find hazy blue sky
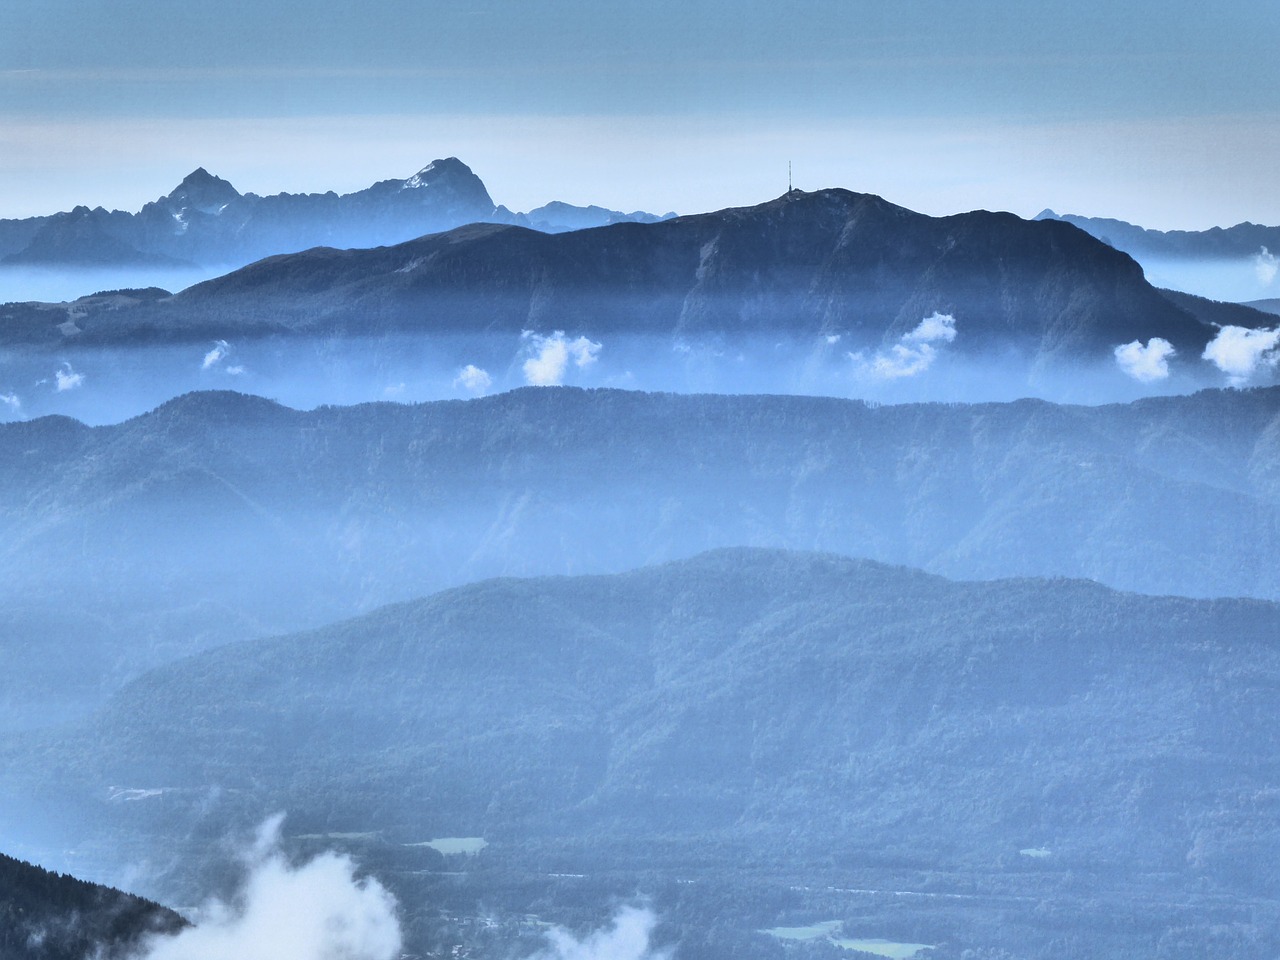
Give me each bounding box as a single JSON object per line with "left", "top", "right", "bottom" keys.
{"left": 2, "top": 0, "right": 1277, "bottom": 228}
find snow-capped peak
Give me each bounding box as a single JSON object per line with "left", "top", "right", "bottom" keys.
{"left": 401, "top": 157, "right": 471, "bottom": 191}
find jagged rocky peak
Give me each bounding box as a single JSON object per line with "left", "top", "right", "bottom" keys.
{"left": 400, "top": 157, "right": 495, "bottom": 209}
{"left": 166, "top": 167, "right": 241, "bottom": 214}
{"left": 402, "top": 156, "right": 475, "bottom": 189}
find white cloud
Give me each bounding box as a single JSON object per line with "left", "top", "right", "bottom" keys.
{"left": 132, "top": 815, "right": 401, "bottom": 960}
{"left": 1256, "top": 247, "right": 1278, "bottom": 287}
{"left": 54, "top": 362, "right": 84, "bottom": 391}
{"left": 453, "top": 364, "right": 493, "bottom": 395}
{"left": 903, "top": 312, "right": 958, "bottom": 346}
{"left": 0, "top": 392, "right": 20, "bottom": 416}
{"left": 1114, "top": 337, "right": 1176, "bottom": 382}
{"left": 1201, "top": 324, "right": 1280, "bottom": 385}
{"left": 521, "top": 330, "right": 602, "bottom": 386}
{"left": 202, "top": 340, "right": 231, "bottom": 370}
{"left": 382, "top": 382, "right": 407, "bottom": 397}
{"left": 201, "top": 340, "right": 247, "bottom": 375}
{"left": 526, "top": 906, "right": 670, "bottom": 960}
{"left": 824, "top": 333, "right": 842, "bottom": 345}
{"left": 851, "top": 312, "right": 957, "bottom": 380}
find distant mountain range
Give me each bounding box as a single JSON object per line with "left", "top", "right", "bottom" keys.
{"left": 5, "top": 385, "right": 1280, "bottom": 732}
{"left": 4, "top": 188, "right": 1264, "bottom": 367}
{"left": 1036, "top": 209, "right": 1280, "bottom": 261}
{"left": 0, "top": 850, "right": 184, "bottom": 959}
{"left": 0, "top": 158, "right": 674, "bottom": 272}
{"left": 1245, "top": 298, "right": 1280, "bottom": 316}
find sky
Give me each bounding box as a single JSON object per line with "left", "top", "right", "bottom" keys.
{"left": 2, "top": 0, "right": 1278, "bottom": 229}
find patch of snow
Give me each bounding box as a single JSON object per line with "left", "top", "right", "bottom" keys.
{"left": 402, "top": 163, "right": 437, "bottom": 190}
{"left": 108, "top": 787, "right": 166, "bottom": 802}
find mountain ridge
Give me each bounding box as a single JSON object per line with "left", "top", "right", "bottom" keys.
{"left": 13, "top": 547, "right": 1280, "bottom": 917}
{"left": 0, "top": 188, "right": 1241, "bottom": 367}
{"left": 1037, "top": 208, "right": 1280, "bottom": 260}
{"left": 0, "top": 158, "right": 673, "bottom": 272}
{"left": 5, "top": 383, "right": 1280, "bottom": 736}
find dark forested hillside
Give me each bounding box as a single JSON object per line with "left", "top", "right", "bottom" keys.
{"left": 0, "top": 852, "right": 184, "bottom": 960}
{"left": 4, "top": 385, "right": 1280, "bottom": 730}
{"left": 0, "top": 189, "right": 1221, "bottom": 366}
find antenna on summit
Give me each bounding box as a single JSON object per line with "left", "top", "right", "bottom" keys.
{"left": 788, "top": 161, "right": 793, "bottom": 194}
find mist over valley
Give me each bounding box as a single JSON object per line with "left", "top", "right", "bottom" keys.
{"left": 5, "top": 61, "right": 1280, "bottom": 960}
{"left": 5, "top": 186, "right": 1280, "bottom": 424}
{"left": 8, "top": 549, "right": 1280, "bottom": 959}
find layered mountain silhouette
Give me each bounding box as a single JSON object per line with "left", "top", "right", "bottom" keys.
{"left": 1246, "top": 297, "right": 1280, "bottom": 316}
{"left": 6, "top": 385, "right": 1280, "bottom": 732}
{"left": 0, "top": 159, "right": 672, "bottom": 273}
{"left": 4, "top": 188, "right": 1262, "bottom": 367}
{"left": 11, "top": 549, "right": 1280, "bottom": 930}
{"left": 1036, "top": 208, "right": 1280, "bottom": 262}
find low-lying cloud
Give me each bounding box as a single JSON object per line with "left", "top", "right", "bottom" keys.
{"left": 1202, "top": 324, "right": 1280, "bottom": 385}
{"left": 522, "top": 330, "right": 602, "bottom": 386}
{"left": 1256, "top": 247, "right": 1279, "bottom": 287}
{"left": 131, "top": 815, "right": 402, "bottom": 960}
{"left": 201, "top": 340, "right": 244, "bottom": 375}
{"left": 54, "top": 362, "right": 84, "bottom": 391}
{"left": 454, "top": 363, "right": 493, "bottom": 395}
{"left": 202, "top": 340, "right": 230, "bottom": 370}
{"left": 0, "top": 392, "right": 20, "bottom": 416}
{"left": 852, "top": 312, "right": 957, "bottom": 380}
{"left": 1114, "top": 337, "right": 1176, "bottom": 382}
{"left": 527, "top": 906, "right": 670, "bottom": 960}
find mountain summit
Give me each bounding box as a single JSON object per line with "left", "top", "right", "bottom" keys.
{"left": 402, "top": 157, "right": 479, "bottom": 191}
{"left": 0, "top": 158, "right": 501, "bottom": 269}
{"left": 165, "top": 167, "right": 241, "bottom": 214}
{"left": 0, "top": 159, "right": 672, "bottom": 278}
{"left": 132, "top": 186, "right": 1210, "bottom": 362}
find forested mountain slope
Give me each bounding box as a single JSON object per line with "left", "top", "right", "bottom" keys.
{"left": 8, "top": 548, "right": 1280, "bottom": 958}
{"left": 0, "top": 851, "right": 184, "bottom": 960}
{"left": 1, "top": 189, "right": 1222, "bottom": 366}
{"left": 4, "top": 385, "right": 1280, "bottom": 728}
